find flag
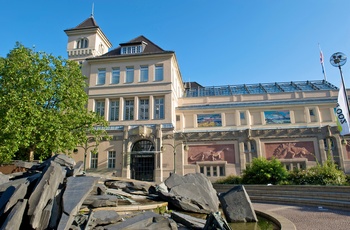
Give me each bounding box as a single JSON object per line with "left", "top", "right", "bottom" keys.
{"left": 320, "top": 50, "right": 324, "bottom": 64}
{"left": 318, "top": 45, "right": 327, "bottom": 80}
{"left": 335, "top": 79, "right": 350, "bottom": 135}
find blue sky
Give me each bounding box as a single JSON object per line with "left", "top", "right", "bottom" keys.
{"left": 1, "top": 0, "right": 350, "bottom": 88}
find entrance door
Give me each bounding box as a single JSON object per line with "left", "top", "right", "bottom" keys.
{"left": 131, "top": 140, "right": 155, "bottom": 181}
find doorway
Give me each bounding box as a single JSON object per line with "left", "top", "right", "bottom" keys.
{"left": 130, "top": 140, "right": 155, "bottom": 181}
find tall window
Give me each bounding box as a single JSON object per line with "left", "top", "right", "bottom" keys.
{"left": 108, "top": 151, "right": 116, "bottom": 168}
{"left": 154, "top": 97, "right": 164, "bottom": 119}
{"left": 109, "top": 100, "right": 119, "bottom": 121}
{"left": 155, "top": 65, "right": 163, "bottom": 81}
{"left": 139, "top": 99, "right": 149, "bottom": 120}
{"left": 111, "top": 68, "right": 120, "bottom": 84}
{"left": 140, "top": 66, "right": 148, "bottom": 82}
{"left": 95, "top": 101, "right": 105, "bottom": 117}
{"left": 124, "top": 99, "right": 134, "bottom": 120}
{"left": 126, "top": 67, "right": 134, "bottom": 83}
{"left": 90, "top": 152, "right": 98, "bottom": 169}
{"left": 97, "top": 69, "right": 106, "bottom": 85}
{"left": 77, "top": 38, "right": 88, "bottom": 49}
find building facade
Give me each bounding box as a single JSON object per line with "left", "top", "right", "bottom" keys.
{"left": 66, "top": 16, "right": 350, "bottom": 183}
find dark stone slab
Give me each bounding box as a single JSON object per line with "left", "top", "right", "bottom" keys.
{"left": 92, "top": 210, "right": 121, "bottom": 226}
{"left": 159, "top": 173, "right": 219, "bottom": 214}
{"left": 83, "top": 194, "right": 118, "bottom": 208}
{"left": 27, "top": 161, "right": 66, "bottom": 229}
{"left": 218, "top": 185, "right": 258, "bottom": 223}
{"left": 0, "top": 173, "right": 41, "bottom": 193}
{"left": 203, "top": 212, "right": 231, "bottom": 230}
{"left": 0, "top": 181, "right": 29, "bottom": 215}
{"left": 57, "top": 176, "right": 99, "bottom": 230}
{"left": 104, "top": 211, "right": 177, "bottom": 230}
{"left": 171, "top": 211, "right": 206, "bottom": 229}
{"left": 49, "top": 188, "right": 64, "bottom": 229}
{"left": 39, "top": 199, "right": 53, "bottom": 230}
{"left": 0, "top": 199, "right": 27, "bottom": 230}
{"left": 0, "top": 173, "right": 9, "bottom": 185}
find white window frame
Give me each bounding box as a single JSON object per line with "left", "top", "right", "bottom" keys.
{"left": 139, "top": 99, "right": 149, "bottom": 120}
{"left": 155, "top": 64, "right": 163, "bottom": 81}
{"left": 97, "top": 69, "right": 106, "bottom": 85}
{"left": 126, "top": 67, "right": 134, "bottom": 83}
{"left": 154, "top": 97, "right": 164, "bottom": 119}
{"left": 90, "top": 152, "right": 98, "bottom": 169}
{"left": 140, "top": 66, "right": 148, "bottom": 82}
{"left": 95, "top": 101, "right": 105, "bottom": 117}
{"left": 109, "top": 100, "right": 119, "bottom": 121}
{"left": 108, "top": 151, "right": 116, "bottom": 168}
{"left": 124, "top": 99, "right": 134, "bottom": 120}
{"left": 111, "top": 68, "right": 120, "bottom": 84}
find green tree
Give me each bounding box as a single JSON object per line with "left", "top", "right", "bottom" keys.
{"left": 242, "top": 157, "right": 288, "bottom": 184}
{"left": 0, "top": 43, "right": 109, "bottom": 163}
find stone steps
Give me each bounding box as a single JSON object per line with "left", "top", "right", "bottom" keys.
{"left": 213, "top": 184, "right": 350, "bottom": 212}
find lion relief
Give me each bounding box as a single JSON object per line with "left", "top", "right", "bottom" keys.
{"left": 273, "top": 143, "right": 312, "bottom": 159}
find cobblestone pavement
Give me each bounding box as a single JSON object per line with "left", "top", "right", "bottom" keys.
{"left": 253, "top": 203, "right": 350, "bottom": 230}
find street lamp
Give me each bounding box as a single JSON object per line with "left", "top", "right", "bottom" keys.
{"left": 161, "top": 134, "right": 189, "bottom": 174}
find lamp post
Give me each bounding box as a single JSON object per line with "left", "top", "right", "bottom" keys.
{"left": 161, "top": 134, "right": 189, "bottom": 174}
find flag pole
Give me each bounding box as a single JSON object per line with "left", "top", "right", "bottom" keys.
{"left": 319, "top": 44, "right": 327, "bottom": 81}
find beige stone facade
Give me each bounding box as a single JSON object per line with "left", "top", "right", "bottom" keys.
{"left": 66, "top": 17, "right": 350, "bottom": 183}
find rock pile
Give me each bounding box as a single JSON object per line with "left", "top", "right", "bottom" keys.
{"left": 0, "top": 155, "right": 256, "bottom": 230}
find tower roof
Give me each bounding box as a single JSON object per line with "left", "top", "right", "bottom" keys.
{"left": 64, "top": 16, "right": 99, "bottom": 32}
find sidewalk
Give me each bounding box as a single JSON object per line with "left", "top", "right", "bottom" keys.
{"left": 253, "top": 202, "right": 350, "bottom": 230}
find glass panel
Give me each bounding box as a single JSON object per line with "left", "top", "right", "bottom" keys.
{"left": 155, "top": 65, "right": 163, "bottom": 81}
{"left": 97, "top": 69, "right": 106, "bottom": 85}
{"left": 126, "top": 67, "right": 134, "bottom": 83}
{"left": 109, "top": 100, "right": 119, "bottom": 121}
{"left": 111, "top": 68, "right": 120, "bottom": 84}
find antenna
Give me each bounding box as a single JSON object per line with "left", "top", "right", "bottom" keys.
{"left": 91, "top": 3, "right": 94, "bottom": 17}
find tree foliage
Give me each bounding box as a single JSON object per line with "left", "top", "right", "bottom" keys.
{"left": 241, "top": 157, "right": 288, "bottom": 185}
{"left": 0, "top": 43, "right": 108, "bottom": 163}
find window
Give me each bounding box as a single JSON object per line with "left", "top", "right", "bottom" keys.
{"left": 124, "top": 99, "right": 134, "bottom": 120}
{"left": 213, "top": 167, "right": 217, "bottom": 176}
{"left": 219, "top": 166, "right": 225, "bottom": 176}
{"left": 126, "top": 67, "right": 134, "bottom": 83}
{"left": 90, "top": 152, "right": 98, "bottom": 169}
{"left": 140, "top": 66, "right": 148, "bottom": 82}
{"left": 108, "top": 151, "right": 116, "bottom": 168}
{"left": 155, "top": 65, "right": 163, "bottom": 81}
{"left": 154, "top": 97, "right": 164, "bottom": 119}
{"left": 111, "top": 68, "right": 120, "bottom": 84}
{"left": 98, "top": 43, "right": 104, "bottom": 54}
{"left": 139, "top": 99, "right": 149, "bottom": 120}
{"left": 121, "top": 45, "right": 143, "bottom": 54}
{"left": 206, "top": 167, "right": 211, "bottom": 177}
{"left": 309, "top": 109, "right": 315, "bottom": 116}
{"left": 109, "top": 100, "right": 119, "bottom": 121}
{"left": 95, "top": 101, "right": 105, "bottom": 117}
{"left": 97, "top": 69, "right": 106, "bottom": 85}
{"left": 77, "top": 38, "right": 88, "bottom": 49}
{"left": 240, "top": 112, "right": 245, "bottom": 119}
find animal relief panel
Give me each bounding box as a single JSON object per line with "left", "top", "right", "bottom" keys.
{"left": 265, "top": 142, "right": 316, "bottom": 161}
{"left": 187, "top": 144, "right": 235, "bottom": 164}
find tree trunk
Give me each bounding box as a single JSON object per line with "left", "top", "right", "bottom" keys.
{"left": 28, "top": 149, "right": 34, "bottom": 162}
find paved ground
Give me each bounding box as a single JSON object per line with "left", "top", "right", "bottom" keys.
{"left": 253, "top": 202, "right": 350, "bottom": 230}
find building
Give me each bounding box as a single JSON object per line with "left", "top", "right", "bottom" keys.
{"left": 65, "top": 16, "right": 350, "bottom": 183}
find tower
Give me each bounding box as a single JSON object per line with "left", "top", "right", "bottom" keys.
{"left": 64, "top": 16, "right": 112, "bottom": 63}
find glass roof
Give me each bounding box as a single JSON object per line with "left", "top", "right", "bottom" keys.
{"left": 184, "top": 80, "right": 338, "bottom": 98}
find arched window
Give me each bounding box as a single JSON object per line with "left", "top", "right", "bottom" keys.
{"left": 76, "top": 38, "right": 88, "bottom": 49}
{"left": 132, "top": 140, "right": 154, "bottom": 152}
{"left": 98, "top": 43, "right": 104, "bottom": 54}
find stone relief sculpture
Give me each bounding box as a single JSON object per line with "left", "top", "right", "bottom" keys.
{"left": 188, "top": 148, "right": 229, "bottom": 161}
{"left": 273, "top": 142, "right": 312, "bottom": 159}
